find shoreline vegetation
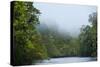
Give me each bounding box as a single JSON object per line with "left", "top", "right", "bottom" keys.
{"left": 11, "top": 1, "right": 97, "bottom": 66}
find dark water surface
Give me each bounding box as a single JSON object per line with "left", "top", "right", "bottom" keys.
{"left": 34, "top": 57, "right": 97, "bottom": 65}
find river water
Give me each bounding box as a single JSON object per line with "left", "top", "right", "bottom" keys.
{"left": 34, "top": 57, "right": 97, "bottom": 65}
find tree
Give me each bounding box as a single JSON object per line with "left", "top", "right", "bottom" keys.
{"left": 12, "top": 1, "right": 48, "bottom": 65}
{"left": 79, "top": 12, "right": 97, "bottom": 57}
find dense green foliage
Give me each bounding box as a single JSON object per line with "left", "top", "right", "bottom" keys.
{"left": 12, "top": 1, "right": 48, "bottom": 65}
{"left": 79, "top": 12, "right": 97, "bottom": 57}
{"left": 12, "top": 1, "right": 97, "bottom": 65}
{"left": 37, "top": 25, "right": 80, "bottom": 57}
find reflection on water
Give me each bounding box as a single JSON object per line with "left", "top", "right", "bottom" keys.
{"left": 34, "top": 57, "right": 97, "bottom": 65}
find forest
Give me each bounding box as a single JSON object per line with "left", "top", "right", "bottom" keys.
{"left": 11, "top": 1, "right": 97, "bottom": 65}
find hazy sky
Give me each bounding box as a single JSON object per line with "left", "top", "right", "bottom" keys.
{"left": 33, "top": 2, "right": 97, "bottom": 36}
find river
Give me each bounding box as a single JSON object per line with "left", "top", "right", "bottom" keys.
{"left": 34, "top": 57, "right": 97, "bottom": 65}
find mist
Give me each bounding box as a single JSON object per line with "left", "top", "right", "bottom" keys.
{"left": 34, "top": 2, "right": 97, "bottom": 36}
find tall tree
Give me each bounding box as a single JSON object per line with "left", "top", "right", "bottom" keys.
{"left": 12, "top": 1, "right": 48, "bottom": 65}
{"left": 79, "top": 12, "right": 97, "bottom": 57}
